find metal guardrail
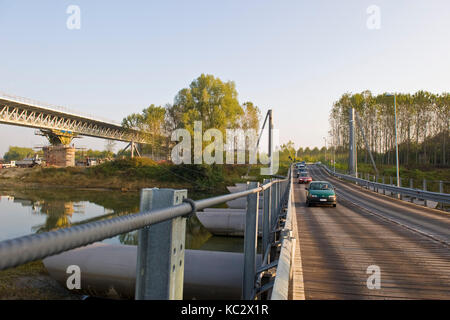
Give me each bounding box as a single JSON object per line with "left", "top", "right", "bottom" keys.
{"left": 0, "top": 169, "right": 293, "bottom": 300}
{"left": 321, "top": 165, "right": 450, "bottom": 205}
{"left": 271, "top": 166, "right": 295, "bottom": 300}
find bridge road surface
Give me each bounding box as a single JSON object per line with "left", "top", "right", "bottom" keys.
{"left": 292, "top": 165, "right": 450, "bottom": 299}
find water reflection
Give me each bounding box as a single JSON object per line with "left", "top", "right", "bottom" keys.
{"left": 0, "top": 188, "right": 212, "bottom": 249}
{"left": 32, "top": 201, "right": 77, "bottom": 233}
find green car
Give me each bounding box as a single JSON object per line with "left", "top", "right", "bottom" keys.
{"left": 306, "top": 181, "right": 337, "bottom": 207}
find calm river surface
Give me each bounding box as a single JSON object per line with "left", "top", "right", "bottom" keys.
{"left": 0, "top": 187, "right": 245, "bottom": 252}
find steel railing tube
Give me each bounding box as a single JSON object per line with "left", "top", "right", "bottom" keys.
{"left": 0, "top": 178, "right": 292, "bottom": 271}
{"left": 0, "top": 203, "right": 191, "bottom": 271}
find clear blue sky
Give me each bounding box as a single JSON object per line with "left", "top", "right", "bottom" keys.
{"left": 1, "top": 0, "right": 449, "bottom": 156}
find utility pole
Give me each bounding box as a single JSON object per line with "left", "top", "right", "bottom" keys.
{"left": 387, "top": 93, "right": 400, "bottom": 189}
{"left": 349, "top": 107, "right": 357, "bottom": 176}
{"left": 394, "top": 94, "right": 400, "bottom": 188}
{"left": 333, "top": 145, "right": 336, "bottom": 173}
{"left": 333, "top": 136, "right": 336, "bottom": 173}
{"left": 268, "top": 110, "right": 273, "bottom": 175}
{"left": 355, "top": 110, "right": 379, "bottom": 177}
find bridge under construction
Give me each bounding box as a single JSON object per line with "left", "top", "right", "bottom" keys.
{"left": 0, "top": 91, "right": 147, "bottom": 166}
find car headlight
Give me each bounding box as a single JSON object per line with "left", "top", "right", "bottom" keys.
{"left": 310, "top": 195, "right": 317, "bottom": 198}
{"left": 329, "top": 195, "right": 336, "bottom": 199}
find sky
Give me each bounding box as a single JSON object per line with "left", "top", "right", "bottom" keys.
{"left": 0, "top": 0, "right": 449, "bottom": 156}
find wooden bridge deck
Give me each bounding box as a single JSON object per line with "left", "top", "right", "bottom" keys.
{"left": 289, "top": 166, "right": 450, "bottom": 300}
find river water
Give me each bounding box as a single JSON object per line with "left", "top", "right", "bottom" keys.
{"left": 0, "top": 187, "right": 245, "bottom": 252}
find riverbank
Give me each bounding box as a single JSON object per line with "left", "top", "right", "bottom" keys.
{"left": 0, "top": 166, "right": 193, "bottom": 193}
{"left": 0, "top": 158, "right": 273, "bottom": 196}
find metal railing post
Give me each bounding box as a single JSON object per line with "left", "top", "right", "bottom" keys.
{"left": 242, "top": 182, "right": 260, "bottom": 300}
{"left": 272, "top": 182, "right": 277, "bottom": 229}
{"left": 270, "top": 179, "right": 277, "bottom": 238}
{"left": 276, "top": 181, "right": 280, "bottom": 222}
{"left": 389, "top": 176, "right": 393, "bottom": 196}
{"left": 423, "top": 179, "right": 428, "bottom": 207}
{"left": 280, "top": 180, "right": 285, "bottom": 204}
{"left": 262, "top": 179, "right": 271, "bottom": 263}
{"left": 439, "top": 181, "right": 444, "bottom": 209}
{"left": 277, "top": 180, "right": 281, "bottom": 213}
{"left": 382, "top": 176, "right": 386, "bottom": 195}
{"left": 284, "top": 180, "right": 288, "bottom": 201}
{"left": 399, "top": 177, "right": 403, "bottom": 200}
{"left": 135, "top": 188, "right": 187, "bottom": 300}
{"left": 410, "top": 178, "right": 414, "bottom": 203}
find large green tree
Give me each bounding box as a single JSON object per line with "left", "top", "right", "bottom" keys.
{"left": 169, "top": 74, "right": 244, "bottom": 134}
{"left": 241, "top": 101, "right": 261, "bottom": 131}
{"left": 122, "top": 104, "right": 167, "bottom": 157}
{"left": 122, "top": 74, "right": 262, "bottom": 162}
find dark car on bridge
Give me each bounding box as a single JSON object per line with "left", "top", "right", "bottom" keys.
{"left": 306, "top": 181, "right": 337, "bottom": 207}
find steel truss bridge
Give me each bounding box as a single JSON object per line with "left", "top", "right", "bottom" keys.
{"left": 0, "top": 91, "right": 147, "bottom": 144}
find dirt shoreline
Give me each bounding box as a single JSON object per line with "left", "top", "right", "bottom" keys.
{"left": 0, "top": 260, "right": 82, "bottom": 300}
{"left": 0, "top": 168, "right": 194, "bottom": 193}
{"left": 0, "top": 166, "right": 224, "bottom": 194}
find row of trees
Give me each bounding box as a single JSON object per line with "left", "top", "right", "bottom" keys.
{"left": 2, "top": 146, "right": 115, "bottom": 162}
{"left": 122, "top": 74, "right": 261, "bottom": 159}
{"left": 329, "top": 91, "right": 450, "bottom": 168}
{"left": 3, "top": 146, "right": 39, "bottom": 162}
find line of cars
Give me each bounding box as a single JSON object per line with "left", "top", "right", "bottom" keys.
{"left": 294, "top": 162, "right": 337, "bottom": 207}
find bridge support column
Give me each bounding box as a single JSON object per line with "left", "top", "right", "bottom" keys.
{"left": 38, "top": 129, "right": 77, "bottom": 146}
{"left": 135, "top": 188, "right": 187, "bottom": 300}
{"left": 121, "top": 141, "right": 141, "bottom": 158}
{"left": 43, "top": 145, "right": 75, "bottom": 167}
